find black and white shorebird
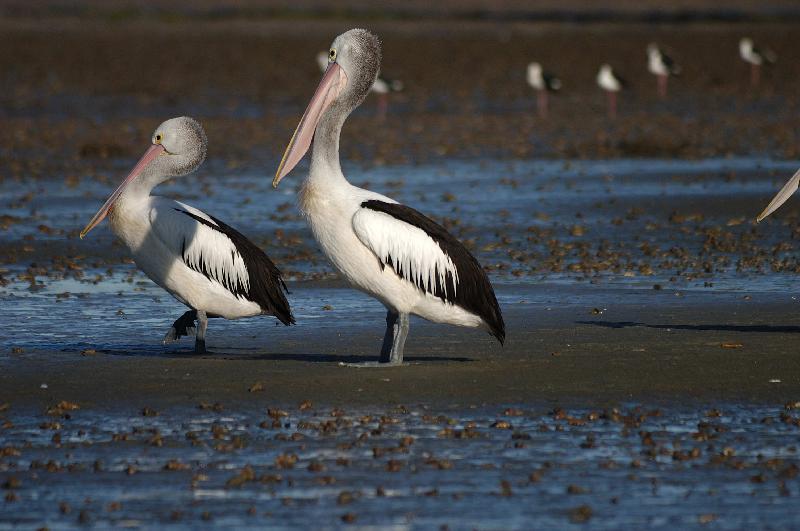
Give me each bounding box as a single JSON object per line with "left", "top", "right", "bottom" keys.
{"left": 756, "top": 167, "right": 800, "bottom": 223}
{"left": 740, "top": 37, "right": 776, "bottom": 88}
{"left": 81, "top": 116, "right": 294, "bottom": 353}
{"left": 526, "top": 62, "right": 561, "bottom": 119}
{"left": 647, "top": 43, "right": 680, "bottom": 98}
{"left": 596, "top": 64, "right": 626, "bottom": 119}
{"left": 318, "top": 50, "right": 403, "bottom": 119}
{"left": 280, "top": 31, "right": 505, "bottom": 365}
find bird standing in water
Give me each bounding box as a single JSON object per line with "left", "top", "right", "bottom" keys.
{"left": 81, "top": 117, "right": 294, "bottom": 353}
{"left": 647, "top": 44, "right": 680, "bottom": 99}
{"left": 278, "top": 30, "right": 504, "bottom": 365}
{"left": 526, "top": 62, "right": 561, "bottom": 119}
{"left": 597, "top": 64, "right": 626, "bottom": 119}
{"left": 740, "top": 38, "right": 776, "bottom": 88}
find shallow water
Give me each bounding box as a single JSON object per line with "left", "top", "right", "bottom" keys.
{"left": 4, "top": 156, "right": 800, "bottom": 288}
{"left": 4, "top": 157, "right": 800, "bottom": 528}
{"left": 7, "top": 156, "right": 799, "bottom": 242}
{"left": 1, "top": 402, "right": 799, "bottom": 529}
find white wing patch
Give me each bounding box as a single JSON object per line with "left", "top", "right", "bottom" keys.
{"left": 149, "top": 201, "right": 251, "bottom": 297}
{"left": 352, "top": 208, "right": 459, "bottom": 298}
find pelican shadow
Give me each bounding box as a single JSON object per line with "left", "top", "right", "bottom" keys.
{"left": 577, "top": 321, "right": 800, "bottom": 334}
{"left": 99, "top": 347, "right": 472, "bottom": 363}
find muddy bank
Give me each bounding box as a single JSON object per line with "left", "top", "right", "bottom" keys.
{"left": 2, "top": 286, "right": 799, "bottom": 410}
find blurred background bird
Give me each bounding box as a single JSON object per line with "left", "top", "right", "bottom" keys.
{"left": 647, "top": 43, "right": 680, "bottom": 98}
{"left": 597, "top": 64, "right": 626, "bottom": 119}
{"left": 740, "top": 37, "right": 777, "bottom": 88}
{"left": 526, "top": 62, "right": 562, "bottom": 119}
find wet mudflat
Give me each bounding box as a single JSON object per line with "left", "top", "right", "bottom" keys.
{"left": 3, "top": 10, "right": 800, "bottom": 529}
{"left": 5, "top": 156, "right": 800, "bottom": 288}
{"left": 3, "top": 245, "right": 800, "bottom": 528}
{"left": 5, "top": 129, "right": 800, "bottom": 531}
{"left": 1, "top": 400, "right": 800, "bottom": 529}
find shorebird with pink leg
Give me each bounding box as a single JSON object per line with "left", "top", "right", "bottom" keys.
{"left": 597, "top": 64, "right": 626, "bottom": 119}
{"left": 647, "top": 43, "right": 680, "bottom": 99}
{"left": 526, "top": 62, "right": 561, "bottom": 119}
{"left": 740, "top": 37, "right": 776, "bottom": 88}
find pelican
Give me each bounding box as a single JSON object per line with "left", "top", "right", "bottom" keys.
{"left": 317, "top": 50, "right": 403, "bottom": 119}
{"left": 740, "top": 38, "right": 776, "bottom": 88}
{"left": 526, "top": 62, "right": 561, "bottom": 119}
{"left": 756, "top": 168, "right": 800, "bottom": 223}
{"left": 647, "top": 44, "right": 680, "bottom": 98}
{"left": 597, "top": 64, "right": 626, "bottom": 119}
{"left": 81, "top": 116, "right": 294, "bottom": 353}
{"left": 281, "top": 30, "right": 504, "bottom": 365}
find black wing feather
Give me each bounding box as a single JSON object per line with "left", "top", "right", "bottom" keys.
{"left": 175, "top": 209, "right": 294, "bottom": 325}
{"left": 661, "top": 52, "right": 680, "bottom": 75}
{"left": 378, "top": 75, "right": 404, "bottom": 92}
{"left": 543, "top": 72, "right": 561, "bottom": 92}
{"left": 361, "top": 200, "right": 505, "bottom": 344}
{"left": 753, "top": 44, "right": 777, "bottom": 64}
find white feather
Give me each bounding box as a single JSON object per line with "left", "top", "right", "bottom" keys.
{"left": 648, "top": 49, "right": 668, "bottom": 76}
{"left": 149, "top": 201, "right": 251, "bottom": 296}
{"left": 527, "top": 62, "right": 544, "bottom": 90}
{"left": 352, "top": 208, "right": 459, "bottom": 298}
{"left": 597, "top": 64, "right": 621, "bottom": 92}
{"left": 108, "top": 195, "right": 261, "bottom": 319}
{"left": 740, "top": 39, "right": 761, "bottom": 65}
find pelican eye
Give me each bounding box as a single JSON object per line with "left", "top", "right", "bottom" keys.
{"left": 329, "top": 49, "right": 336, "bottom": 61}
{"left": 154, "top": 134, "right": 163, "bottom": 144}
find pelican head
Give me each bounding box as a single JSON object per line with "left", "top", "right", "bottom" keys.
{"left": 274, "top": 29, "right": 381, "bottom": 187}
{"left": 80, "top": 116, "right": 207, "bottom": 238}
{"left": 151, "top": 117, "right": 207, "bottom": 177}
{"left": 647, "top": 43, "right": 659, "bottom": 56}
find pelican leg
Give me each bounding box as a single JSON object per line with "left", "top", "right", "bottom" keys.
{"left": 379, "top": 311, "right": 409, "bottom": 365}
{"left": 345, "top": 311, "right": 409, "bottom": 367}
{"left": 163, "top": 310, "right": 197, "bottom": 344}
{"left": 195, "top": 310, "right": 208, "bottom": 354}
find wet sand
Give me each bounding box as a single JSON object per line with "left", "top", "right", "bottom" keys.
{"left": 3, "top": 283, "right": 800, "bottom": 528}
{"left": 2, "top": 285, "right": 799, "bottom": 411}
